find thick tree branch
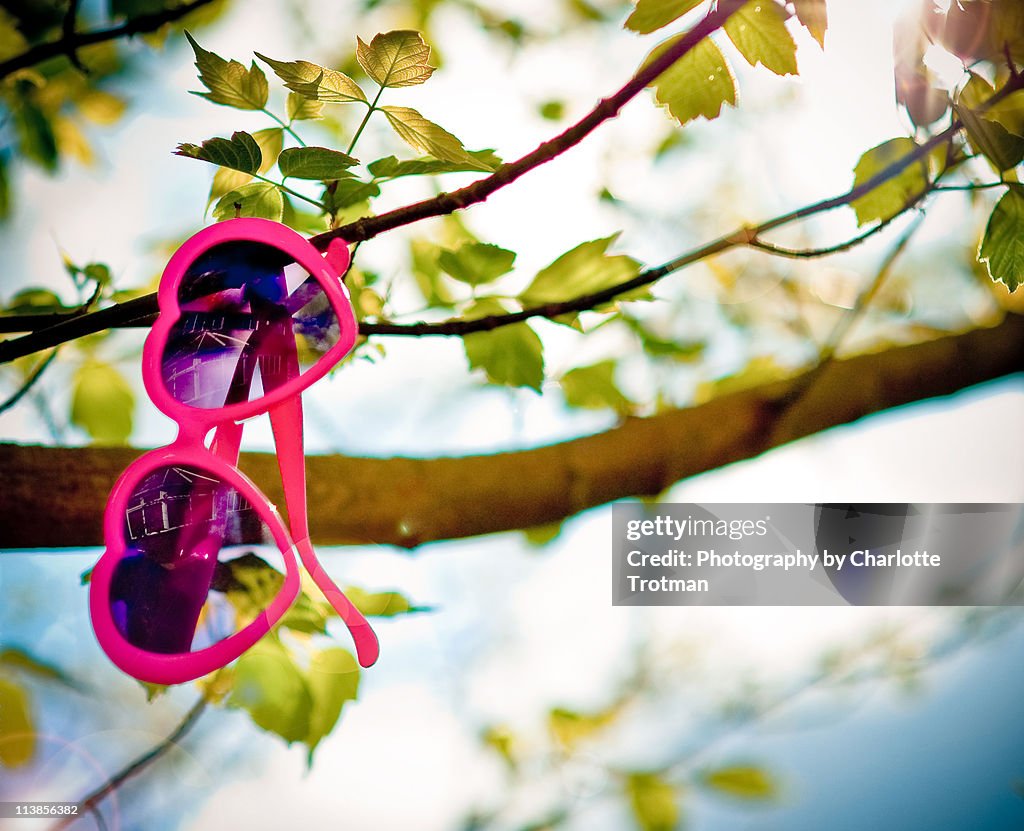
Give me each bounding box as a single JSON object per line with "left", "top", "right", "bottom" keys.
{"left": 0, "top": 0, "right": 215, "bottom": 79}
{"left": 2, "top": 314, "right": 1021, "bottom": 550}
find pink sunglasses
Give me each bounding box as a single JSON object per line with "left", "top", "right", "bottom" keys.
{"left": 89, "top": 218, "right": 379, "bottom": 685}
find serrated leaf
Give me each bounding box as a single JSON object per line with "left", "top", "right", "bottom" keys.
{"left": 279, "top": 146, "right": 358, "bottom": 180}
{"left": 724, "top": 0, "right": 798, "bottom": 76}
{"left": 438, "top": 243, "right": 516, "bottom": 286}
{"left": 645, "top": 35, "right": 737, "bottom": 126}
{"left": 185, "top": 32, "right": 268, "bottom": 110}
{"left": 282, "top": 195, "right": 330, "bottom": 235}
{"left": 207, "top": 129, "right": 282, "bottom": 202}
{"left": 213, "top": 182, "right": 284, "bottom": 222}
{"left": 625, "top": 0, "right": 703, "bottom": 34}
{"left": 256, "top": 53, "right": 367, "bottom": 104}
{"left": 368, "top": 149, "right": 501, "bottom": 179}
{"left": 0, "top": 679, "right": 35, "bottom": 768}
{"left": 955, "top": 74, "right": 1024, "bottom": 172}
{"left": 626, "top": 772, "right": 679, "bottom": 831}
{"left": 356, "top": 30, "right": 435, "bottom": 88}
{"left": 978, "top": 186, "right": 1024, "bottom": 292}
{"left": 322, "top": 179, "right": 380, "bottom": 213}
{"left": 227, "top": 638, "right": 313, "bottom": 744}
{"left": 380, "top": 106, "right": 492, "bottom": 170}
{"left": 464, "top": 308, "right": 545, "bottom": 391}
{"left": 305, "top": 648, "right": 360, "bottom": 761}
{"left": 520, "top": 236, "right": 641, "bottom": 306}
{"left": 850, "top": 137, "right": 927, "bottom": 226}
{"left": 176, "top": 131, "right": 263, "bottom": 175}
{"left": 70, "top": 361, "right": 134, "bottom": 445}
{"left": 793, "top": 0, "right": 827, "bottom": 47}
{"left": 287, "top": 91, "right": 324, "bottom": 121}
{"left": 701, "top": 764, "right": 777, "bottom": 800}
{"left": 561, "top": 361, "right": 634, "bottom": 413}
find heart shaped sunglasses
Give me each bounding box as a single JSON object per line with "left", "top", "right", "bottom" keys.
{"left": 89, "top": 218, "right": 378, "bottom": 685}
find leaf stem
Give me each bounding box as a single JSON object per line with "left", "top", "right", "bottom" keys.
{"left": 347, "top": 86, "right": 384, "bottom": 156}
{"left": 262, "top": 108, "right": 306, "bottom": 147}
{"left": 253, "top": 173, "right": 326, "bottom": 211}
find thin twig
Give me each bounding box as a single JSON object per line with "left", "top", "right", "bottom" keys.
{"left": 61, "top": 0, "right": 87, "bottom": 73}
{"left": 0, "top": 348, "right": 60, "bottom": 414}
{"left": 0, "top": 0, "right": 216, "bottom": 79}
{"left": 50, "top": 697, "right": 208, "bottom": 831}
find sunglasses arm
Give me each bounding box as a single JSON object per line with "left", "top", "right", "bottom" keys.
{"left": 268, "top": 394, "right": 380, "bottom": 668}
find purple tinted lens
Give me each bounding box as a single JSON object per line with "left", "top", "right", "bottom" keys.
{"left": 162, "top": 240, "right": 340, "bottom": 409}
{"left": 110, "top": 464, "right": 285, "bottom": 654}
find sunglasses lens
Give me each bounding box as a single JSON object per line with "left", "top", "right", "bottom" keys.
{"left": 161, "top": 240, "right": 343, "bottom": 409}
{"left": 109, "top": 464, "right": 288, "bottom": 655}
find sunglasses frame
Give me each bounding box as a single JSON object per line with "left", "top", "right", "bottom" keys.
{"left": 90, "top": 218, "right": 378, "bottom": 685}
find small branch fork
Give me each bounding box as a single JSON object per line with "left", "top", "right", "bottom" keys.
{"left": 0, "top": 0, "right": 216, "bottom": 80}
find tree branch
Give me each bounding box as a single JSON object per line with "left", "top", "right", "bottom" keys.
{"left": 0, "top": 0, "right": 216, "bottom": 80}
{"left": 3, "top": 314, "right": 1021, "bottom": 550}
{"left": 50, "top": 696, "right": 207, "bottom": 831}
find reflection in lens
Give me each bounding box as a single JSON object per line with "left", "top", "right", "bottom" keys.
{"left": 110, "top": 464, "right": 286, "bottom": 654}
{"left": 161, "top": 241, "right": 341, "bottom": 409}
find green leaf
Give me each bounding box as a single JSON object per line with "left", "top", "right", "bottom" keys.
{"left": 3, "top": 288, "right": 71, "bottom": 316}
{"left": 724, "top": 0, "right": 798, "bottom": 76}
{"left": 410, "top": 240, "right": 457, "bottom": 308}
{"left": 207, "top": 129, "right": 284, "bottom": 202}
{"left": 849, "top": 137, "right": 927, "bottom": 226}
{"left": 215, "top": 553, "right": 329, "bottom": 634}
{"left": 561, "top": 360, "right": 634, "bottom": 413}
{"left": 282, "top": 195, "right": 330, "bottom": 235}
{"left": 983, "top": 91, "right": 1024, "bottom": 138}
{"left": 464, "top": 307, "right": 545, "bottom": 391}
{"left": 175, "top": 131, "right": 263, "bottom": 175}
{"left": 438, "top": 243, "right": 516, "bottom": 286}
{"left": 185, "top": 32, "right": 268, "bottom": 110}
{"left": 955, "top": 74, "right": 1024, "bottom": 172}
{"left": 522, "top": 522, "right": 563, "bottom": 547}
{"left": 305, "top": 648, "right": 360, "bottom": 761}
{"left": 625, "top": 0, "right": 703, "bottom": 35}
{"left": 548, "top": 706, "right": 619, "bottom": 749}
{"left": 213, "top": 182, "right": 285, "bottom": 222}
{"left": 793, "top": 0, "right": 827, "bottom": 48}
{"left": 978, "top": 185, "right": 1024, "bottom": 292}
{"left": 380, "top": 106, "right": 493, "bottom": 170}
{"left": 0, "top": 9, "right": 28, "bottom": 63}
{"left": 0, "top": 155, "right": 9, "bottom": 220}
{"left": 227, "top": 638, "right": 313, "bottom": 744}
{"left": 368, "top": 150, "right": 501, "bottom": 179}
{"left": 0, "top": 648, "right": 78, "bottom": 689}
{"left": 255, "top": 53, "right": 367, "bottom": 104}
{"left": 539, "top": 100, "right": 565, "bottom": 120}
{"left": 701, "top": 764, "right": 777, "bottom": 800}
{"left": 14, "top": 99, "right": 58, "bottom": 173}
{"left": 356, "top": 30, "right": 435, "bottom": 88}
{"left": 322, "top": 179, "right": 380, "bottom": 214}
{"left": 0, "top": 679, "right": 35, "bottom": 769}
{"left": 345, "top": 587, "right": 420, "bottom": 617}
{"left": 279, "top": 146, "right": 359, "bottom": 180}
{"left": 70, "top": 361, "right": 134, "bottom": 445}
{"left": 520, "top": 236, "right": 641, "bottom": 306}
{"left": 645, "top": 35, "right": 737, "bottom": 126}
{"left": 287, "top": 91, "right": 324, "bottom": 121}
{"left": 626, "top": 772, "right": 679, "bottom": 831}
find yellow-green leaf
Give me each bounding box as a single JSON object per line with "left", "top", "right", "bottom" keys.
{"left": 793, "top": 0, "right": 827, "bottom": 48}
{"left": 213, "top": 182, "right": 285, "bottom": 222}
{"left": 548, "top": 706, "right": 619, "bottom": 749}
{"left": 227, "top": 638, "right": 313, "bottom": 744}
{"left": 70, "top": 361, "right": 134, "bottom": 445}
{"left": 287, "top": 91, "right": 324, "bottom": 121}
{"left": 255, "top": 53, "right": 367, "bottom": 104}
{"left": 701, "top": 764, "right": 777, "bottom": 800}
{"left": 208, "top": 128, "right": 284, "bottom": 203}
{"left": 0, "top": 648, "right": 78, "bottom": 689}
{"left": 626, "top": 772, "right": 679, "bottom": 831}
{"left": 849, "top": 137, "right": 927, "bottom": 226}
{"left": 561, "top": 360, "right": 634, "bottom": 414}
{"left": 955, "top": 74, "right": 1024, "bottom": 171}
{"left": 724, "top": 0, "right": 798, "bottom": 76}
{"left": 978, "top": 185, "right": 1024, "bottom": 292}
{"left": 176, "top": 131, "right": 263, "bottom": 175}
{"left": 344, "top": 587, "right": 419, "bottom": 617}
{"left": 305, "top": 648, "right": 360, "bottom": 760}
{"left": 0, "top": 679, "right": 35, "bottom": 768}
{"left": 625, "top": 0, "right": 703, "bottom": 35}
{"left": 380, "top": 106, "right": 491, "bottom": 170}
{"left": 0, "top": 9, "right": 28, "bottom": 62}
{"left": 520, "top": 236, "right": 641, "bottom": 306}
{"left": 356, "top": 30, "right": 435, "bottom": 88}
{"left": 368, "top": 150, "right": 501, "bottom": 178}
{"left": 438, "top": 243, "right": 516, "bottom": 285}
{"left": 185, "top": 32, "right": 268, "bottom": 110}
{"left": 645, "top": 35, "right": 737, "bottom": 126}
{"left": 464, "top": 312, "right": 545, "bottom": 391}
{"left": 279, "top": 146, "right": 358, "bottom": 180}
